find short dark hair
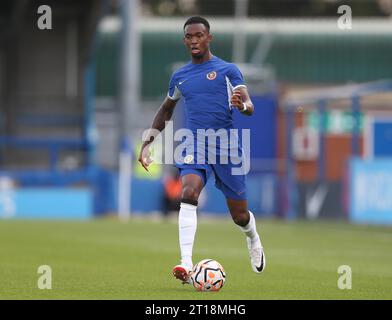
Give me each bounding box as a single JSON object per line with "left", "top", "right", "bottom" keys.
{"left": 183, "top": 16, "right": 210, "bottom": 32}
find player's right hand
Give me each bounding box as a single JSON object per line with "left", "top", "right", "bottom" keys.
{"left": 230, "top": 89, "right": 244, "bottom": 111}
{"left": 138, "top": 146, "right": 153, "bottom": 172}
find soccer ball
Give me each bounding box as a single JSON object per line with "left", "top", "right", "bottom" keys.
{"left": 190, "top": 259, "right": 226, "bottom": 292}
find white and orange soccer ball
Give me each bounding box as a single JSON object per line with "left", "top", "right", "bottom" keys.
{"left": 190, "top": 259, "right": 226, "bottom": 292}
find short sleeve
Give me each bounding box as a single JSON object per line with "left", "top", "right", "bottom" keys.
{"left": 227, "top": 64, "right": 246, "bottom": 90}
{"left": 167, "top": 73, "right": 182, "bottom": 101}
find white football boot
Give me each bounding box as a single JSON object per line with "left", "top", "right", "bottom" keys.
{"left": 247, "top": 236, "right": 266, "bottom": 273}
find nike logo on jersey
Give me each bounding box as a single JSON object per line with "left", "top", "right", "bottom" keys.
{"left": 178, "top": 79, "right": 188, "bottom": 85}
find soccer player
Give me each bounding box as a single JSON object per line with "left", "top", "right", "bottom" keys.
{"left": 138, "top": 16, "right": 265, "bottom": 284}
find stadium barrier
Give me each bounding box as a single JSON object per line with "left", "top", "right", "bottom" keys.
{"left": 282, "top": 80, "right": 392, "bottom": 224}
{"left": 349, "top": 158, "right": 392, "bottom": 225}
{"left": 0, "top": 184, "right": 92, "bottom": 219}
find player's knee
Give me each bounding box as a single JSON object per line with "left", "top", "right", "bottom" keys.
{"left": 181, "top": 185, "right": 200, "bottom": 202}
{"left": 232, "top": 210, "right": 249, "bottom": 227}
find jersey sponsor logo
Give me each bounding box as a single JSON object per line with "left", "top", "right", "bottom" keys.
{"left": 206, "top": 71, "right": 217, "bottom": 80}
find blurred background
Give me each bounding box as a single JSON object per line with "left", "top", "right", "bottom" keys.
{"left": 1, "top": 0, "right": 392, "bottom": 225}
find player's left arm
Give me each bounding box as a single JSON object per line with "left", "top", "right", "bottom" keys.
{"left": 230, "top": 87, "right": 254, "bottom": 116}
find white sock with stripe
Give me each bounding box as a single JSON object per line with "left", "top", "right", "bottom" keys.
{"left": 178, "top": 202, "right": 197, "bottom": 269}
{"left": 239, "top": 210, "right": 260, "bottom": 242}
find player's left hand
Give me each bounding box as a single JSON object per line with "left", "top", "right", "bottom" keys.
{"left": 230, "top": 89, "right": 245, "bottom": 111}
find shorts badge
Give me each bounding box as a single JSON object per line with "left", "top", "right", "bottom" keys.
{"left": 184, "top": 155, "right": 194, "bottom": 164}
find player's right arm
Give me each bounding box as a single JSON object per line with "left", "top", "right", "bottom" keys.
{"left": 138, "top": 97, "right": 178, "bottom": 171}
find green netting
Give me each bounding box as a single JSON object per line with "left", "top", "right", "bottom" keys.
{"left": 95, "top": 31, "right": 392, "bottom": 100}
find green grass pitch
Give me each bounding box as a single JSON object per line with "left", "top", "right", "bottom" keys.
{"left": 0, "top": 217, "right": 391, "bottom": 299}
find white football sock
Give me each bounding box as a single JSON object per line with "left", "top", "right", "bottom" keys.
{"left": 178, "top": 202, "right": 197, "bottom": 269}
{"left": 239, "top": 210, "right": 260, "bottom": 242}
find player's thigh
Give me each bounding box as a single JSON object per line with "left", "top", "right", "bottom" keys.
{"left": 181, "top": 173, "right": 205, "bottom": 201}
{"left": 212, "top": 163, "right": 247, "bottom": 199}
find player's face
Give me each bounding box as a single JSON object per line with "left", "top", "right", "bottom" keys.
{"left": 183, "top": 24, "right": 212, "bottom": 59}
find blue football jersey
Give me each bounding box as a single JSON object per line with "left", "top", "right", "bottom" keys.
{"left": 167, "top": 56, "right": 246, "bottom": 133}
{"left": 167, "top": 56, "right": 249, "bottom": 199}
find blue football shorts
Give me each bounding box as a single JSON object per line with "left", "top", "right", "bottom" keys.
{"left": 177, "top": 163, "right": 247, "bottom": 201}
